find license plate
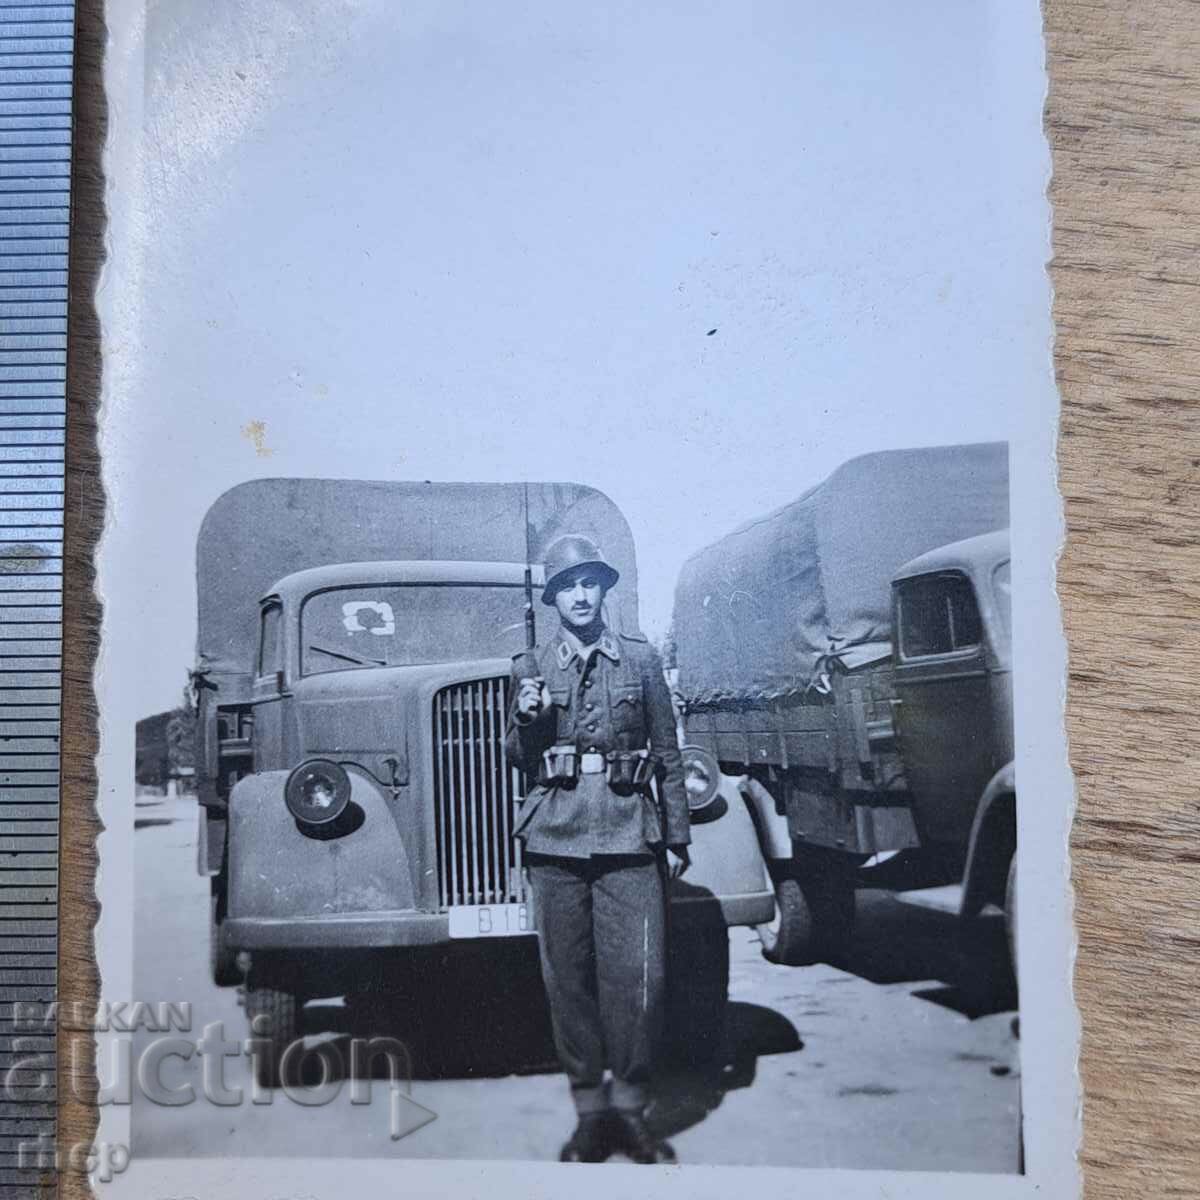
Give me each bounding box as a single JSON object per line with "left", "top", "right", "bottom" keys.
{"left": 448, "top": 903, "right": 535, "bottom": 939}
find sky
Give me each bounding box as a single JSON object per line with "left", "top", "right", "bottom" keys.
{"left": 106, "top": 0, "right": 1052, "bottom": 716}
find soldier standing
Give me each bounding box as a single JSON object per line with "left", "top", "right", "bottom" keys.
{"left": 505, "top": 534, "right": 691, "bottom": 1164}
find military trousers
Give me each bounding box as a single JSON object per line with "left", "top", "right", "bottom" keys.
{"left": 526, "top": 852, "right": 667, "bottom": 1115}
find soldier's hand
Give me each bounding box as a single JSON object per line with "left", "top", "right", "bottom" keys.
{"left": 666, "top": 845, "right": 690, "bottom": 880}
{"left": 516, "top": 676, "right": 549, "bottom": 718}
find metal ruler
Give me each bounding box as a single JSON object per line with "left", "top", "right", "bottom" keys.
{"left": 0, "top": 1, "right": 74, "bottom": 1193}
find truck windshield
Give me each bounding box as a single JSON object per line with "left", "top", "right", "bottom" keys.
{"left": 300, "top": 583, "right": 535, "bottom": 675}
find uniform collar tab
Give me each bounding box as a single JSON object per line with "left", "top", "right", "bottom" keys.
{"left": 556, "top": 626, "right": 620, "bottom": 667}
{"left": 597, "top": 631, "right": 621, "bottom": 663}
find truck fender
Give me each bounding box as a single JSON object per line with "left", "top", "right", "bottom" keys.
{"left": 737, "top": 775, "right": 794, "bottom": 863}
{"left": 227, "top": 768, "right": 416, "bottom": 923}
{"left": 671, "top": 771, "right": 772, "bottom": 928}
{"left": 960, "top": 762, "right": 1016, "bottom": 918}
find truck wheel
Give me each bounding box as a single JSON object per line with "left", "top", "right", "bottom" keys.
{"left": 1005, "top": 853, "right": 1018, "bottom": 987}
{"left": 664, "top": 914, "right": 730, "bottom": 1065}
{"left": 757, "top": 862, "right": 856, "bottom": 966}
{"left": 245, "top": 975, "right": 302, "bottom": 1089}
{"left": 208, "top": 879, "right": 240, "bottom": 987}
{"left": 757, "top": 876, "right": 814, "bottom": 965}
{"left": 815, "top": 866, "right": 857, "bottom": 962}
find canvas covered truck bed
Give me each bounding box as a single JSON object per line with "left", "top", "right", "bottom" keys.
{"left": 196, "top": 478, "right": 639, "bottom": 699}
{"left": 674, "top": 443, "right": 1009, "bottom": 819}
{"left": 193, "top": 478, "right": 639, "bottom": 808}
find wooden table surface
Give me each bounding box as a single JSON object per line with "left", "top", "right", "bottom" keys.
{"left": 1049, "top": 2, "right": 1200, "bottom": 1195}
{"left": 55, "top": 1, "right": 1200, "bottom": 1196}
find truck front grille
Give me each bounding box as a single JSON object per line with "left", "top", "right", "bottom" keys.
{"left": 432, "top": 677, "right": 529, "bottom": 907}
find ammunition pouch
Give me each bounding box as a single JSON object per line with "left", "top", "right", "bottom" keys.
{"left": 539, "top": 744, "right": 579, "bottom": 786}
{"left": 539, "top": 745, "right": 661, "bottom": 792}
{"left": 605, "top": 748, "right": 660, "bottom": 792}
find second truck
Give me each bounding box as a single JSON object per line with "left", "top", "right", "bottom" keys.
{"left": 672, "top": 442, "right": 1016, "bottom": 979}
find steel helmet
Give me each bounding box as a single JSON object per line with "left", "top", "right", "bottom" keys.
{"left": 541, "top": 534, "right": 620, "bottom": 605}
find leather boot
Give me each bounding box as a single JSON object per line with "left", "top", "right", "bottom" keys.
{"left": 613, "top": 1111, "right": 677, "bottom": 1164}
{"left": 559, "top": 1112, "right": 614, "bottom": 1163}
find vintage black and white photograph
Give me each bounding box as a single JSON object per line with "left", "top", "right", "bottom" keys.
{"left": 97, "top": 2, "right": 1076, "bottom": 1196}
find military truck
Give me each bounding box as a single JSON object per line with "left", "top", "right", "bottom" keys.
{"left": 191, "top": 479, "right": 773, "bottom": 1082}
{"left": 672, "top": 443, "right": 1014, "bottom": 970}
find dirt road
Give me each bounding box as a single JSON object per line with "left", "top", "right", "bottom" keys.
{"left": 126, "top": 792, "right": 1021, "bottom": 1171}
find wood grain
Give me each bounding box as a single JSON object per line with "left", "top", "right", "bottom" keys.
{"left": 1047, "top": 1, "right": 1200, "bottom": 1196}
{"left": 52, "top": 0, "right": 1199, "bottom": 1195}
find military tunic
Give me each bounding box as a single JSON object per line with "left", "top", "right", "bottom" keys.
{"left": 504, "top": 624, "right": 690, "bottom": 1116}
{"left": 504, "top": 626, "right": 691, "bottom": 856}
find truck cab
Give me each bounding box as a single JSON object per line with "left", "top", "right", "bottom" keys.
{"left": 891, "top": 530, "right": 1016, "bottom": 945}
{"left": 227, "top": 560, "right": 552, "bottom": 952}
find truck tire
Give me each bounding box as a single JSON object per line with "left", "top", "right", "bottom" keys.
{"left": 208, "top": 879, "right": 240, "bottom": 987}
{"left": 245, "top": 975, "right": 302, "bottom": 1089}
{"left": 815, "top": 865, "right": 857, "bottom": 962}
{"left": 757, "top": 876, "right": 813, "bottom": 965}
{"left": 757, "top": 860, "right": 856, "bottom": 966}
{"left": 1005, "top": 853, "right": 1018, "bottom": 987}
{"left": 664, "top": 914, "right": 730, "bottom": 1065}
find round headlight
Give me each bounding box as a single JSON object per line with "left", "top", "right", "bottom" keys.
{"left": 681, "top": 745, "right": 721, "bottom": 814}
{"left": 285, "top": 759, "right": 351, "bottom": 826}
